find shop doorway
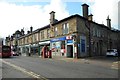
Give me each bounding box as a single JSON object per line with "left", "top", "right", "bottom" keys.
{"left": 67, "top": 45, "right": 73, "bottom": 58}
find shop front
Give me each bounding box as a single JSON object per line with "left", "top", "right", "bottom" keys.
{"left": 23, "top": 44, "right": 29, "bottom": 56}
{"left": 31, "top": 43, "right": 39, "bottom": 56}
{"left": 50, "top": 37, "right": 66, "bottom": 58}
{"left": 39, "top": 40, "right": 50, "bottom": 56}
{"left": 50, "top": 36, "right": 75, "bottom": 58}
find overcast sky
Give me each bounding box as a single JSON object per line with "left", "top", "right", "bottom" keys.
{"left": 0, "top": 0, "right": 119, "bottom": 39}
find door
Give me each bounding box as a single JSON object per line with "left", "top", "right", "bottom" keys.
{"left": 67, "top": 45, "right": 73, "bottom": 58}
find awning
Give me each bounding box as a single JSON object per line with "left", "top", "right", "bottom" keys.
{"left": 39, "top": 41, "right": 50, "bottom": 45}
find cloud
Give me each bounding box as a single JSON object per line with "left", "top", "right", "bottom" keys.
{"left": 89, "top": 0, "right": 119, "bottom": 29}
{"left": 0, "top": 0, "right": 69, "bottom": 38}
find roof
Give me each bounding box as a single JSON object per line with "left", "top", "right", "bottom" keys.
{"left": 16, "top": 13, "right": 120, "bottom": 40}
{"left": 52, "top": 14, "right": 110, "bottom": 30}
{"left": 18, "top": 24, "right": 50, "bottom": 39}
{"left": 52, "top": 14, "right": 86, "bottom": 26}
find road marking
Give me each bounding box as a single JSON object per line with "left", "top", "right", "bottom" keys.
{"left": 111, "top": 61, "right": 119, "bottom": 70}
{"left": 111, "top": 66, "right": 118, "bottom": 70}
{"left": 113, "top": 61, "right": 120, "bottom": 64}
{"left": 1, "top": 59, "right": 48, "bottom": 80}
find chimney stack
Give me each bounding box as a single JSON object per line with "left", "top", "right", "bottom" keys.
{"left": 106, "top": 16, "right": 111, "bottom": 29}
{"left": 21, "top": 29, "right": 24, "bottom": 35}
{"left": 30, "top": 26, "right": 33, "bottom": 33}
{"left": 88, "top": 14, "right": 93, "bottom": 21}
{"left": 27, "top": 31, "right": 30, "bottom": 34}
{"left": 50, "top": 11, "right": 55, "bottom": 24}
{"left": 82, "top": 3, "right": 89, "bottom": 19}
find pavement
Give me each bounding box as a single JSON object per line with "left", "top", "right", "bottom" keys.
{"left": 50, "top": 56, "right": 119, "bottom": 69}
{"left": 22, "top": 54, "right": 119, "bottom": 70}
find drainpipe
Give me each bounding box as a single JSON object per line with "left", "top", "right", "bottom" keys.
{"left": 85, "top": 20, "right": 91, "bottom": 57}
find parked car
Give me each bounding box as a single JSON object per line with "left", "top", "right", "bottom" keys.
{"left": 11, "top": 51, "right": 19, "bottom": 56}
{"left": 106, "top": 49, "right": 118, "bottom": 57}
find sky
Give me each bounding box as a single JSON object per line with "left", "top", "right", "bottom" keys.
{"left": 0, "top": 0, "right": 119, "bottom": 39}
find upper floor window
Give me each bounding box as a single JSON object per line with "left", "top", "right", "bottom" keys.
{"left": 97, "top": 29, "right": 101, "bottom": 37}
{"left": 34, "top": 34, "right": 37, "bottom": 42}
{"left": 55, "top": 27, "right": 58, "bottom": 36}
{"left": 93, "top": 27, "right": 101, "bottom": 37}
{"left": 62, "top": 23, "right": 69, "bottom": 34}
{"left": 40, "top": 31, "right": 44, "bottom": 39}
{"left": 93, "top": 27, "right": 96, "bottom": 36}
{"left": 32, "top": 34, "right": 35, "bottom": 42}
{"left": 47, "top": 29, "right": 50, "bottom": 38}
{"left": 36, "top": 33, "right": 39, "bottom": 41}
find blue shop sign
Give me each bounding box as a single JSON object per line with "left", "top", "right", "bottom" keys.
{"left": 67, "top": 40, "right": 73, "bottom": 44}
{"left": 50, "top": 37, "right": 66, "bottom": 42}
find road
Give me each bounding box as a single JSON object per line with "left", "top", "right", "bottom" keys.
{"left": 0, "top": 56, "right": 119, "bottom": 79}
{"left": 2, "top": 62, "right": 32, "bottom": 78}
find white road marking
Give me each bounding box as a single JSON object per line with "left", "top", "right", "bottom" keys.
{"left": 113, "top": 61, "right": 120, "bottom": 64}
{"left": 111, "top": 66, "right": 118, "bottom": 70}
{"left": 1, "top": 59, "right": 48, "bottom": 80}
{"left": 111, "top": 61, "right": 119, "bottom": 70}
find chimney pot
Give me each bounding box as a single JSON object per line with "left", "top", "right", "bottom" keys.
{"left": 88, "top": 14, "right": 93, "bottom": 21}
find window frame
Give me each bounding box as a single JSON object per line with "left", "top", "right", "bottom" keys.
{"left": 62, "top": 23, "right": 69, "bottom": 35}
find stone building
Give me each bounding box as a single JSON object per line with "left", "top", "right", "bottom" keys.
{"left": 5, "top": 4, "right": 120, "bottom": 58}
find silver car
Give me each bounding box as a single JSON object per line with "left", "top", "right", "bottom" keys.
{"left": 106, "top": 49, "right": 118, "bottom": 56}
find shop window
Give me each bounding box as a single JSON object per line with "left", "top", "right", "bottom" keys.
{"left": 61, "top": 41, "right": 65, "bottom": 49}
{"left": 61, "top": 41, "right": 65, "bottom": 56}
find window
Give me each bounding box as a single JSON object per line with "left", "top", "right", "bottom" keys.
{"left": 40, "top": 31, "right": 44, "bottom": 39}
{"left": 47, "top": 29, "right": 50, "bottom": 38}
{"left": 93, "top": 28, "right": 96, "bottom": 36}
{"left": 97, "top": 29, "right": 101, "bottom": 37}
{"left": 32, "top": 34, "right": 35, "bottom": 42}
{"left": 62, "top": 23, "right": 69, "bottom": 34}
{"left": 93, "top": 28, "right": 101, "bottom": 37}
{"left": 55, "top": 27, "right": 58, "bottom": 36}
{"left": 36, "top": 33, "right": 39, "bottom": 41}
